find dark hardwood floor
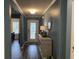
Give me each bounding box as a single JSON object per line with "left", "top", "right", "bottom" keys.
{"left": 11, "top": 40, "right": 22, "bottom": 59}
{"left": 11, "top": 40, "right": 41, "bottom": 59}
{"left": 23, "top": 44, "right": 41, "bottom": 59}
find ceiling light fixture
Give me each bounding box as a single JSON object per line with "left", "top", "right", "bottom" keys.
{"left": 29, "top": 9, "right": 37, "bottom": 14}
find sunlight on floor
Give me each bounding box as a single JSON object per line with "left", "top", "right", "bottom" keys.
{"left": 27, "top": 45, "right": 39, "bottom": 59}
{"left": 11, "top": 40, "right": 22, "bottom": 59}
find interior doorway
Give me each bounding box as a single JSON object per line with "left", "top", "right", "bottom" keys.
{"left": 27, "top": 20, "right": 39, "bottom": 40}
{"left": 30, "top": 22, "right": 37, "bottom": 39}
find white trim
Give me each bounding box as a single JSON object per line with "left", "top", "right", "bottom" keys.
{"left": 43, "top": 0, "right": 56, "bottom": 15}
{"left": 12, "top": 0, "right": 23, "bottom": 14}
{"left": 13, "top": 0, "right": 56, "bottom": 16}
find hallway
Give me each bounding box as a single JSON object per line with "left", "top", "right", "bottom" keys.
{"left": 9, "top": 0, "right": 68, "bottom": 59}
{"left": 11, "top": 40, "right": 41, "bottom": 59}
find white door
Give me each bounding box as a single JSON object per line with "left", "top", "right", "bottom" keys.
{"left": 30, "top": 22, "right": 36, "bottom": 39}
{"left": 27, "top": 20, "right": 39, "bottom": 40}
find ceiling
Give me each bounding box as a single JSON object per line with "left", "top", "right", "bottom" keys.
{"left": 15, "top": 0, "right": 53, "bottom": 16}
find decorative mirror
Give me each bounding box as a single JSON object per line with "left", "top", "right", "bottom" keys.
{"left": 48, "top": 21, "right": 51, "bottom": 30}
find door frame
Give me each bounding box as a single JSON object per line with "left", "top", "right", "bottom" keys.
{"left": 70, "top": 1, "right": 74, "bottom": 59}
{"left": 66, "top": 0, "right": 73, "bottom": 59}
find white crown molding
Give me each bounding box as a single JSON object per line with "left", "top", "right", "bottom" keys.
{"left": 12, "top": 0, "right": 56, "bottom": 16}
{"left": 43, "top": 0, "right": 56, "bottom": 15}
{"left": 12, "top": 0, "right": 23, "bottom": 14}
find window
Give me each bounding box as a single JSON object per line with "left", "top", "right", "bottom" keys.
{"left": 12, "top": 18, "right": 19, "bottom": 34}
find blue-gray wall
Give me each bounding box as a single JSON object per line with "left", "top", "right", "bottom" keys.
{"left": 66, "top": 0, "right": 72, "bottom": 59}
{"left": 5, "top": 0, "right": 11, "bottom": 59}
{"left": 19, "top": 15, "right": 27, "bottom": 46}
{"left": 43, "top": 0, "right": 67, "bottom": 59}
